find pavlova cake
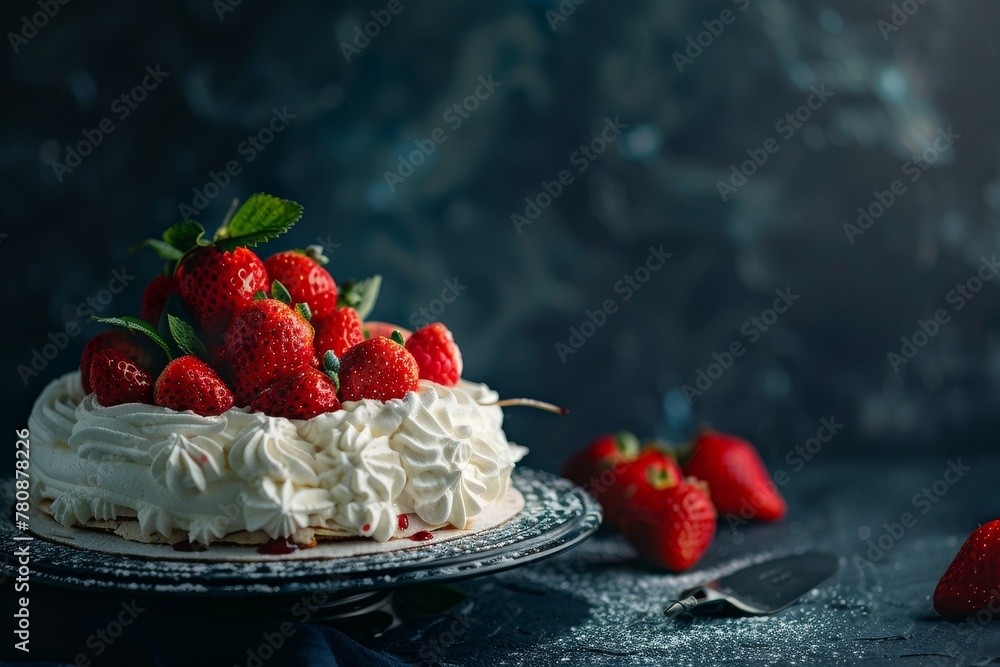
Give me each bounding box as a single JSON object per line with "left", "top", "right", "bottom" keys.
{"left": 29, "top": 194, "right": 533, "bottom": 552}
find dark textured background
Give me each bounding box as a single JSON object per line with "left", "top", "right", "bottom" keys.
{"left": 4, "top": 0, "right": 1000, "bottom": 471}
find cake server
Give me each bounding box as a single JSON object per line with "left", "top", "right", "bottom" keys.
{"left": 664, "top": 552, "right": 839, "bottom": 617}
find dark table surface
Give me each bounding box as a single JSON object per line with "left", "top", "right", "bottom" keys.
{"left": 3, "top": 457, "right": 999, "bottom": 666}
{"left": 376, "top": 456, "right": 1000, "bottom": 666}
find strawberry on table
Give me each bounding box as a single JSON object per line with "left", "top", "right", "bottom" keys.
{"left": 264, "top": 249, "right": 338, "bottom": 320}
{"left": 337, "top": 332, "right": 419, "bottom": 402}
{"left": 314, "top": 306, "right": 365, "bottom": 358}
{"left": 89, "top": 348, "right": 155, "bottom": 406}
{"left": 154, "top": 355, "right": 235, "bottom": 416}
{"left": 683, "top": 429, "right": 787, "bottom": 522}
{"left": 139, "top": 274, "right": 178, "bottom": 325}
{"left": 934, "top": 519, "right": 1000, "bottom": 618}
{"left": 251, "top": 365, "right": 341, "bottom": 420}
{"left": 619, "top": 480, "right": 717, "bottom": 572}
{"left": 80, "top": 330, "right": 164, "bottom": 394}
{"left": 599, "top": 445, "right": 684, "bottom": 527}
{"left": 405, "top": 322, "right": 463, "bottom": 386}
{"left": 560, "top": 431, "right": 642, "bottom": 493}
{"left": 225, "top": 282, "right": 318, "bottom": 404}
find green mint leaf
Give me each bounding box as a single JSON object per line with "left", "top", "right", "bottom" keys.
{"left": 93, "top": 315, "right": 173, "bottom": 360}
{"left": 336, "top": 274, "right": 382, "bottom": 321}
{"left": 295, "top": 302, "right": 312, "bottom": 321}
{"left": 271, "top": 280, "right": 292, "bottom": 305}
{"left": 167, "top": 315, "right": 209, "bottom": 361}
{"left": 214, "top": 193, "right": 303, "bottom": 251}
{"left": 163, "top": 221, "right": 207, "bottom": 252}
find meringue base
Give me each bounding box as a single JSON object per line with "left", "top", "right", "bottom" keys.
{"left": 29, "top": 487, "right": 525, "bottom": 562}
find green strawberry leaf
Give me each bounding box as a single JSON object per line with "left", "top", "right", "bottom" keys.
{"left": 134, "top": 238, "right": 184, "bottom": 260}
{"left": 295, "top": 302, "right": 312, "bottom": 321}
{"left": 167, "top": 315, "right": 209, "bottom": 361}
{"left": 337, "top": 274, "right": 382, "bottom": 321}
{"left": 254, "top": 290, "right": 268, "bottom": 301}
{"left": 92, "top": 315, "right": 173, "bottom": 360}
{"left": 132, "top": 221, "right": 208, "bottom": 260}
{"left": 390, "top": 330, "right": 405, "bottom": 346}
{"left": 271, "top": 280, "right": 293, "bottom": 305}
{"left": 163, "top": 221, "right": 208, "bottom": 252}
{"left": 214, "top": 194, "right": 303, "bottom": 251}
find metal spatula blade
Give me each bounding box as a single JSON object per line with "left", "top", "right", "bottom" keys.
{"left": 664, "top": 552, "right": 839, "bottom": 617}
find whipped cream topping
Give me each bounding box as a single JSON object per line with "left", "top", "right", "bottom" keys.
{"left": 30, "top": 372, "right": 524, "bottom": 544}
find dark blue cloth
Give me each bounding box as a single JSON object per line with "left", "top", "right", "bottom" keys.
{"left": 0, "top": 586, "right": 405, "bottom": 667}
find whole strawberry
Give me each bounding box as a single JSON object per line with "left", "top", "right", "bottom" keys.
{"left": 934, "top": 520, "right": 1000, "bottom": 618}
{"left": 251, "top": 365, "right": 341, "bottom": 420}
{"left": 600, "top": 446, "right": 684, "bottom": 527}
{"left": 154, "top": 355, "right": 235, "bottom": 416}
{"left": 264, "top": 250, "right": 338, "bottom": 319}
{"left": 314, "top": 306, "right": 365, "bottom": 358}
{"left": 338, "top": 333, "right": 419, "bottom": 402}
{"left": 405, "top": 322, "right": 463, "bottom": 386}
{"left": 225, "top": 291, "right": 318, "bottom": 404}
{"left": 140, "top": 274, "right": 178, "bottom": 325}
{"left": 90, "top": 348, "right": 155, "bottom": 406}
{"left": 560, "top": 431, "right": 641, "bottom": 491}
{"left": 619, "top": 481, "right": 717, "bottom": 572}
{"left": 684, "top": 430, "right": 787, "bottom": 522}
{"left": 81, "top": 331, "right": 164, "bottom": 394}
{"left": 176, "top": 246, "right": 268, "bottom": 334}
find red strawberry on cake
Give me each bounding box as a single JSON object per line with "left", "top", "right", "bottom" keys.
{"left": 264, "top": 249, "right": 338, "bottom": 319}
{"left": 225, "top": 282, "right": 318, "bottom": 404}
{"left": 337, "top": 332, "right": 419, "bottom": 402}
{"left": 405, "top": 322, "right": 463, "bottom": 386}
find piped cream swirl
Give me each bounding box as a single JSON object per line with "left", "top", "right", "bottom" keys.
{"left": 29, "top": 372, "right": 523, "bottom": 544}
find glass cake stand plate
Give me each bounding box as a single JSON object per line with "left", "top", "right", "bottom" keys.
{"left": 0, "top": 468, "right": 601, "bottom": 598}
